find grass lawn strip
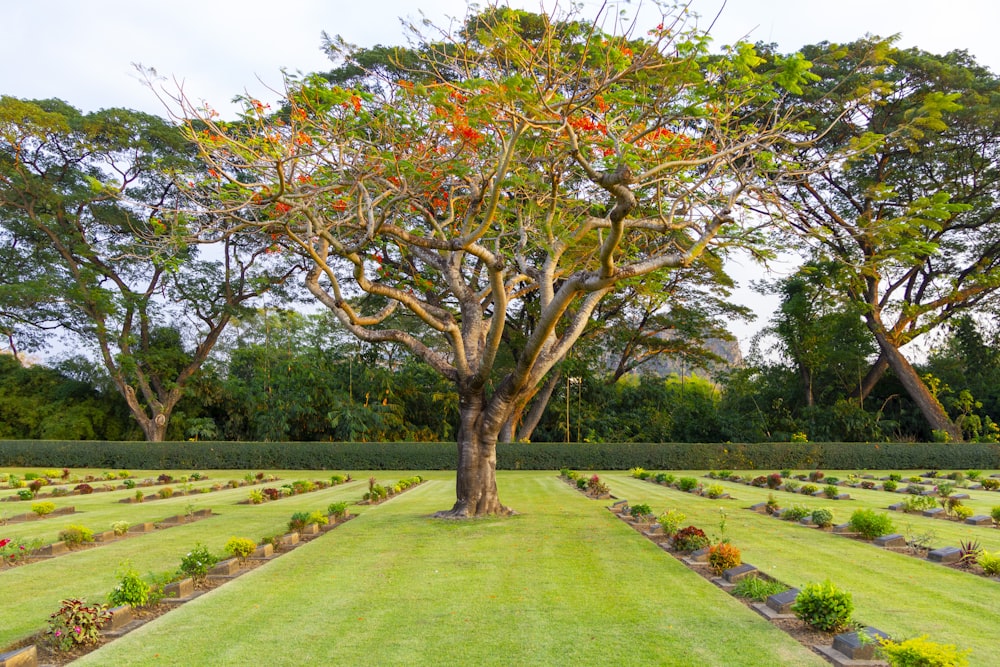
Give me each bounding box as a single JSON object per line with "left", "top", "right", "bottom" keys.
{"left": 73, "top": 472, "right": 822, "bottom": 667}
{"left": 0, "top": 478, "right": 368, "bottom": 648}
{"left": 608, "top": 473, "right": 999, "bottom": 666}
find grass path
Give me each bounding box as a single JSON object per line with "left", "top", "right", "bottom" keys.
{"left": 73, "top": 472, "right": 823, "bottom": 666}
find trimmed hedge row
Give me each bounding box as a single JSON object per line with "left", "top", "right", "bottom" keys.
{"left": 1, "top": 439, "right": 999, "bottom": 471}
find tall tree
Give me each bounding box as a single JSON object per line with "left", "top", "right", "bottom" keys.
{"left": 765, "top": 40, "right": 1000, "bottom": 441}
{"left": 164, "top": 6, "right": 859, "bottom": 515}
{"left": 0, "top": 97, "right": 292, "bottom": 440}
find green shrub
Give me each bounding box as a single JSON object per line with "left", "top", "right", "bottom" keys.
{"left": 902, "top": 495, "right": 938, "bottom": 513}
{"left": 179, "top": 543, "right": 218, "bottom": 581}
{"left": 704, "top": 484, "right": 726, "bottom": 499}
{"left": 823, "top": 484, "right": 839, "bottom": 499}
{"left": 112, "top": 521, "right": 130, "bottom": 536}
{"left": 953, "top": 505, "right": 974, "bottom": 520}
{"left": 849, "top": 509, "right": 894, "bottom": 540}
{"left": 288, "top": 512, "right": 311, "bottom": 532}
{"left": 672, "top": 526, "right": 709, "bottom": 553}
{"left": 783, "top": 480, "right": 800, "bottom": 493}
{"left": 732, "top": 576, "right": 787, "bottom": 602}
{"left": 629, "top": 503, "right": 653, "bottom": 520}
{"left": 46, "top": 598, "right": 111, "bottom": 651}
{"left": 781, "top": 505, "right": 811, "bottom": 521}
{"left": 677, "top": 477, "right": 699, "bottom": 492}
{"left": 876, "top": 634, "right": 970, "bottom": 667}
{"left": 992, "top": 506, "right": 1000, "bottom": 525}
{"left": 224, "top": 537, "right": 257, "bottom": 562}
{"left": 307, "top": 510, "right": 329, "bottom": 526}
{"left": 978, "top": 551, "right": 1000, "bottom": 577}
{"left": 31, "top": 501, "right": 56, "bottom": 516}
{"left": 59, "top": 525, "right": 94, "bottom": 548}
{"left": 882, "top": 479, "right": 898, "bottom": 492}
{"left": 657, "top": 509, "right": 686, "bottom": 536}
{"left": 654, "top": 472, "right": 676, "bottom": 485}
{"left": 158, "top": 486, "right": 174, "bottom": 499}
{"left": 811, "top": 509, "right": 834, "bottom": 528}
{"left": 328, "top": 501, "right": 350, "bottom": 518}
{"left": 628, "top": 467, "right": 646, "bottom": 479}
{"left": 981, "top": 478, "right": 1000, "bottom": 490}
{"left": 107, "top": 562, "right": 150, "bottom": 608}
{"left": 792, "top": 580, "right": 853, "bottom": 632}
{"left": 248, "top": 489, "right": 265, "bottom": 504}
{"left": 17, "top": 489, "right": 33, "bottom": 500}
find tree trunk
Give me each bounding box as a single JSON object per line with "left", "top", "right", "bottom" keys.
{"left": 434, "top": 391, "right": 511, "bottom": 518}
{"left": 869, "top": 326, "right": 962, "bottom": 442}
{"left": 516, "top": 371, "right": 561, "bottom": 442}
{"left": 851, "top": 353, "right": 889, "bottom": 402}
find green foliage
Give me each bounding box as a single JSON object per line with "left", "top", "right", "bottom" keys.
{"left": 672, "top": 526, "right": 710, "bottom": 553}
{"left": 876, "top": 635, "right": 971, "bottom": 667}
{"left": 59, "top": 525, "right": 94, "bottom": 547}
{"left": 248, "top": 489, "right": 265, "bottom": 504}
{"left": 46, "top": 598, "right": 111, "bottom": 651}
{"left": 811, "top": 509, "right": 834, "bottom": 528}
{"left": 657, "top": 509, "right": 686, "bottom": 536}
{"left": 224, "top": 537, "right": 257, "bottom": 562}
{"left": 732, "top": 576, "right": 787, "bottom": 602}
{"left": 977, "top": 551, "right": 1000, "bottom": 577}
{"left": 677, "top": 477, "right": 700, "bottom": 492}
{"left": 112, "top": 521, "right": 130, "bottom": 536}
{"left": 30, "top": 501, "right": 55, "bottom": 516}
{"left": 107, "top": 562, "right": 151, "bottom": 608}
{"left": 902, "top": 495, "right": 938, "bottom": 513}
{"left": 288, "top": 512, "right": 312, "bottom": 532}
{"left": 629, "top": 503, "right": 653, "bottom": 520}
{"left": 848, "top": 509, "right": 894, "bottom": 540}
{"left": 179, "top": 543, "right": 218, "bottom": 581}
{"left": 883, "top": 479, "right": 898, "bottom": 492}
{"left": 17, "top": 489, "right": 33, "bottom": 500}
{"left": 327, "top": 501, "right": 350, "bottom": 518}
{"left": 781, "top": 505, "right": 811, "bottom": 521}
{"left": 792, "top": 580, "right": 853, "bottom": 632}
{"left": 704, "top": 484, "right": 726, "bottom": 499}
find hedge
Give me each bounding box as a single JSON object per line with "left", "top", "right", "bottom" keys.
{"left": 0, "top": 440, "right": 998, "bottom": 471}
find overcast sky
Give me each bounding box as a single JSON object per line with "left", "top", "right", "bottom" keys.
{"left": 4, "top": 0, "right": 997, "bottom": 350}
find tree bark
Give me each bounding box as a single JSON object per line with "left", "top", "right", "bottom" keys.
{"left": 434, "top": 391, "right": 511, "bottom": 518}
{"left": 516, "top": 371, "right": 561, "bottom": 442}
{"left": 868, "top": 324, "right": 962, "bottom": 442}
{"left": 851, "top": 353, "right": 890, "bottom": 402}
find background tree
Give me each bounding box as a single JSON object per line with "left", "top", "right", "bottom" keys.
{"left": 165, "top": 6, "right": 857, "bottom": 516}
{"left": 765, "top": 40, "right": 1000, "bottom": 441}
{"left": 0, "top": 97, "right": 292, "bottom": 440}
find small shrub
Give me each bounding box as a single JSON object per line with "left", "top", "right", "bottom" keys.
{"left": 107, "top": 562, "right": 150, "bottom": 608}
{"left": 957, "top": 539, "right": 982, "bottom": 568}
{"left": 978, "top": 550, "right": 1000, "bottom": 577}
{"left": 657, "top": 509, "right": 686, "bottom": 536}
{"left": 902, "top": 495, "right": 938, "bottom": 513}
{"left": 824, "top": 477, "right": 840, "bottom": 486}
{"left": 263, "top": 488, "right": 282, "bottom": 501}
{"left": 765, "top": 494, "right": 780, "bottom": 515}
{"left": 46, "top": 598, "right": 111, "bottom": 651}
{"left": 782, "top": 480, "right": 800, "bottom": 493}
{"left": 882, "top": 480, "right": 898, "bottom": 492}
{"left": 576, "top": 478, "right": 588, "bottom": 490}
{"left": 823, "top": 484, "right": 839, "bottom": 499}
{"left": 28, "top": 478, "right": 45, "bottom": 493}
{"left": 179, "top": 543, "right": 218, "bottom": 581}
{"left": 704, "top": 484, "right": 725, "bottom": 499}
{"left": 31, "top": 502, "right": 56, "bottom": 517}
{"left": 811, "top": 508, "right": 834, "bottom": 528}
{"left": 965, "top": 470, "right": 982, "bottom": 481}
{"left": 59, "top": 525, "right": 94, "bottom": 548}
{"left": 328, "top": 501, "right": 350, "bottom": 518}
{"left": 158, "top": 487, "right": 174, "bottom": 499}
{"left": 134, "top": 489, "right": 144, "bottom": 503}
{"left": 112, "top": 521, "right": 130, "bottom": 536}
{"left": 888, "top": 473, "right": 903, "bottom": 482}
{"left": 224, "top": 537, "right": 257, "bottom": 562}
{"left": 672, "top": 526, "right": 709, "bottom": 553}
{"left": 792, "top": 580, "right": 853, "bottom": 632}
{"left": 248, "top": 489, "right": 265, "bottom": 504}
{"left": 766, "top": 473, "right": 783, "bottom": 489}
{"left": 123, "top": 479, "right": 136, "bottom": 489}
{"left": 654, "top": 473, "right": 676, "bottom": 486}
{"left": 876, "top": 635, "right": 971, "bottom": 667}
{"left": 849, "top": 509, "right": 894, "bottom": 540}
{"left": 157, "top": 474, "right": 173, "bottom": 484}
{"left": 953, "top": 505, "right": 974, "bottom": 521}
{"left": 750, "top": 475, "right": 768, "bottom": 488}
{"left": 782, "top": 505, "right": 810, "bottom": 521}
{"left": 629, "top": 503, "right": 654, "bottom": 521}
{"left": 628, "top": 467, "right": 646, "bottom": 479}
{"left": 307, "top": 511, "right": 329, "bottom": 526}
{"left": 716, "top": 470, "right": 733, "bottom": 480}
{"left": 780, "top": 469, "right": 792, "bottom": 478}
{"left": 17, "top": 489, "right": 34, "bottom": 500}
{"left": 808, "top": 470, "right": 825, "bottom": 483}
{"left": 288, "top": 512, "right": 311, "bottom": 532}
{"left": 1, "top": 536, "right": 40, "bottom": 565}
{"left": 980, "top": 478, "right": 999, "bottom": 491}
{"left": 330, "top": 474, "right": 347, "bottom": 484}
{"left": 677, "top": 477, "right": 700, "bottom": 493}
{"left": 860, "top": 481, "right": 876, "bottom": 490}
{"left": 800, "top": 484, "right": 818, "bottom": 495}
{"left": 732, "top": 576, "right": 787, "bottom": 602}
{"left": 708, "top": 542, "right": 741, "bottom": 575}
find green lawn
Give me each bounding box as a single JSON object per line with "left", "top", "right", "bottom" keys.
{"left": 3, "top": 468, "right": 998, "bottom": 665}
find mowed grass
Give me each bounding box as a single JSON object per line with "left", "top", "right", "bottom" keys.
{"left": 606, "top": 472, "right": 1000, "bottom": 666}
{"left": 57, "top": 471, "right": 824, "bottom": 666}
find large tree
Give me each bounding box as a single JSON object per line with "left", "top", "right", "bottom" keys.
{"left": 0, "top": 97, "right": 292, "bottom": 440}
{"left": 164, "top": 6, "right": 857, "bottom": 516}
{"left": 765, "top": 40, "right": 1000, "bottom": 441}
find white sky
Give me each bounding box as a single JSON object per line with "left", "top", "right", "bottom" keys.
{"left": 4, "top": 0, "right": 997, "bottom": 351}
